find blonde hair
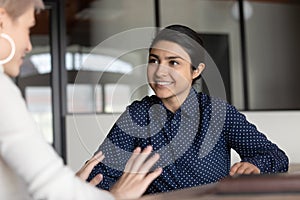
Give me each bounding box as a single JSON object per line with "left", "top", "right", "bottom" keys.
{"left": 0, "top": 0, "right": 44, "bottom": 19}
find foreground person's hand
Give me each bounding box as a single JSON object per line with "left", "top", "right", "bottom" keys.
{"left": 75, "top": 151, "right": 105, "bottom": 186}
{"left": 110, "top": 146, "right": 162, "bottom": 200}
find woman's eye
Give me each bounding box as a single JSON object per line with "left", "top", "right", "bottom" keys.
{"left": 148, "top": 58, "right": 159, "bottom": 64}
{"left": 170, "top": 60, "right": 179, "bottom": 66}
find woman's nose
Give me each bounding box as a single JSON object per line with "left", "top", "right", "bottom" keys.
{"left": 26, "top": 39, "right": 33, "bottom": 53}
{"left": 155, "top": 63, "right": 168, "bottom": 77}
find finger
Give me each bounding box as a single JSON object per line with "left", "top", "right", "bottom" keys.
{"left": 124, "top": 147, "right": 141, "bottom": 172}
{"left": 244, "top": 166, "right": 260, "bottom": 174}
{"left": 130, "top": 146, "right": 153, "bottom": 173}
{"left": 89, "top": 174, "right": 103, "bottom": 186}
{"left": 86, "top": 151, "right": 104, "bottom": 165}
{"left": 85, "top": 153, "right": 105, "bottom": 174}
{"left": 229, "top": 163, "right": 242, "bottom": 176}
{"left": 77, "top": 153, "right": 105, "bottom": 180}
{"left": 138, "top": 153, "right": 160, "bottom": 174}
{"left": 141, "top": 167, "right": 163, "bottom": 188}
{"left": 234, "top": 164, "right": 250, "bottom": 175}
{"left": 243, "top": 167, "right": 255, "bottom": 174}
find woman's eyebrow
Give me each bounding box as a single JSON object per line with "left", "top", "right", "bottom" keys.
{"left": 149, "top": 54, "right": 184, "bottom": 61}
{"left": 166, "top": 56, "right": 184, "bottom": 60}
{"left": 149, "top": 54, "right": 159, "bottom": 59}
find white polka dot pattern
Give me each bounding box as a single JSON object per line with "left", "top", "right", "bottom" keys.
{"left": 88, "top": 89, "right": 289, "bottom": 194}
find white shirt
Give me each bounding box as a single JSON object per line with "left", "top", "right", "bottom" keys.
{"left": 0, "top": 65, "right": 114, "bottom": 200}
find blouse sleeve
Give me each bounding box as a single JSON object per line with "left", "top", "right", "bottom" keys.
{"left": 0, "top": 74, "right": 114, "bottom": 200}
{"left": 225, "top": 104, "right": 289, "bottom": 173}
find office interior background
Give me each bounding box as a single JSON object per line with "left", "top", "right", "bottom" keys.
{"left": 18, "top": 0, "right": 300, "bottom": 171}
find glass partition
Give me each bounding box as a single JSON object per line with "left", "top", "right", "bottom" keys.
{"left": 66, "top": 0, "right": 155, "bottom": 114}
{"left": 245, "top": 1, "right": 300, "bottom": 110}
{"left": 161, "top": 0, "right": 243, "bottom": 109}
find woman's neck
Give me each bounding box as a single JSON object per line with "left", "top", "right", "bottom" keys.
{"left": 161, "top": 88, "right": 191, "bottom": 113}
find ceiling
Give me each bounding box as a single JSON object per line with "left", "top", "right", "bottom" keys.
{"left": 31, "top": 0, "right": 300, "bottom": 39}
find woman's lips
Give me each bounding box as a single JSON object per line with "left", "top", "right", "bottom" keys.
{"left": 156, "top": 81, "right": 173, "bottom": 86}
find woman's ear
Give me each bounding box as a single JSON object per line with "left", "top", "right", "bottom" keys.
{"left": 192, "top": 63, "right": 205, "bottom": 79}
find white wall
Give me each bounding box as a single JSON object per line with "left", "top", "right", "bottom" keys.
{"left": 66, "top": 114, "right": 120, "bottom": 171}
{"left": 231, "top": 111, "right": 300, "bottom": 165}
{"left": 67, "top": 111, "right": 300, "bottom": 171}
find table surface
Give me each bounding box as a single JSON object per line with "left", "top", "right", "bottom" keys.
{"left": 140, "top": 194, "right": 300, "bottom": 200}
{"left": 138, "top": 168, "right": 300, "bottom": 200}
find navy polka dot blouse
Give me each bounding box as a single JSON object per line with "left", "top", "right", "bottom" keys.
{"left": 88, "top": 89, "right": 289, "bottom": 194}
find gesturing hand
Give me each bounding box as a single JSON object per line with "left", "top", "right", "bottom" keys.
{"left": 75, "top": 151, "right": 105, "bottom": 186}
{"left": 230, "top": 161, "right": 260, "bottom": 176}
{"left": 110, "top": 146, "right": 162, "bottom": 200}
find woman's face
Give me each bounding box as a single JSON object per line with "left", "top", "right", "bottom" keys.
{"left": 147, "top": 40, "right": 202, "bottom": 105}
{"left": 0, "top": 5, "right": 35, "bottom": 77}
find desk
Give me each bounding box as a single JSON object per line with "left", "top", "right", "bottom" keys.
{"left": 289, "top": 163, "right": 300, "bottom": 174}
{"left": 139, "top": 173, "right": 300, "bottom": 200}
{"left": 141, "top": 194, "right": 300, "bottom": 200}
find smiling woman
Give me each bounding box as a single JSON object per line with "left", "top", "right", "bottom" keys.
{"left": 88, "top": 24, "right": 289, "bottom": 195}
{"left": 147, "top": 40, "right": 204, "bottom": 112}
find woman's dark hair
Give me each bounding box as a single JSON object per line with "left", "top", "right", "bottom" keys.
{"left": 149, "top": 24, "right": 205, "bottom": 84}
{"left": 150, "top": 24, "right": 204, "bottom": 70}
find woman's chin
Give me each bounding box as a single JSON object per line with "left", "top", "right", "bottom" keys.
{"left": 5, "top": 66, "right": 21, "bottom": 77}
{"left": 155, "top": 92, "right": 174, "bottom": 100}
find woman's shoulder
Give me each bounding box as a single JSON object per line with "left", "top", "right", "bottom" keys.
{"left": 121, "top": 95, "right": 160, "bottom": 119}
{"left": 198, "top": 92, "right": 227, "bottom": 106}
{"left": 0, "top": 74, "right": 24, "bottom": 107}
{"left": 198, "top": 92, "right": 238, "bottom": 113}
{"left": 0, "top": 73, "right": 20, "bottom": 94}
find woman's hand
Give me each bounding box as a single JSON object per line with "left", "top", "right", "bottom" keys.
{"left": 75, "top": 151, "right": 104, "bottom": 186}
{"left": 110, "top": 146, "right": 162, "bottom": 200}
{"left": 230, "top": 162, "right": 260, "bottom": 176}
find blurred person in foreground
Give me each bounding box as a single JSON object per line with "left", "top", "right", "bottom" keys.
{"left": 0, "top": 0, "right": 162, "bottom": 199}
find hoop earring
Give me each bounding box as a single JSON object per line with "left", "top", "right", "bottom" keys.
{"left": 0, "top": 33, "right": 16, "bottom": 65}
